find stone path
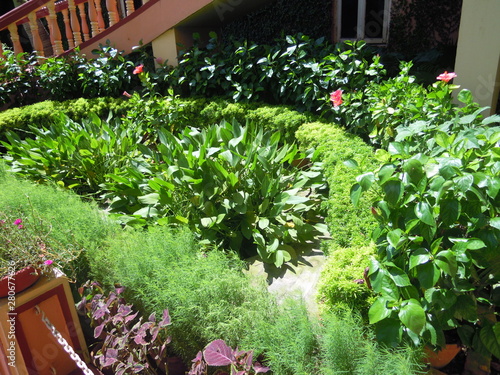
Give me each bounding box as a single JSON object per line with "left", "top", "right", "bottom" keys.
{"left": 245, "top": 240, "right": 328, "bottom": 317}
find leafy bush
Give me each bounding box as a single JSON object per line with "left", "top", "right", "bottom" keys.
{"left": 352, "top": 109, "right": 500, "bottom": 358}
{"left": 317, "top": 243, "right": 375, "bottom": 317}
{"left": 331, "top": 62, "right": 481, "bottom": 147}
{"left": 2, "top": 113, "right": 143, "bottom": 195}
{"left": 102, "top": 120, "right": 327, "bottom": 266}
{"left": 171, "top": 34, "right": 385, "bottom": 113}
{"left": 296, "top": 121, "right": 377, "bottom": 248}
{"left": 0, "top": 49, "right": 40, "bottom": 109}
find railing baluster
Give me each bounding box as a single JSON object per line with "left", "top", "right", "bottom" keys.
{"left": 125, "top": 0, "right": 135, "bottom": 16}
{"left": 94, "top": 0, "right": 106, "bottom": 33}
{"left": 61, "top": 8, "right": 75, "bottom": 49}
{"left": 28, "top": 10, "right": 45, "bottom": 57}
{"left": 77, "top": 2, "right": 90, "bottom": 41}
{"left": 106, "top": 0, "right": 119, "bottom": 26}
{"left": 7, "top": 23, "right": 23, "bottom": 56}
{"left": 87, "top": 0, "right": 99, "bottom": 37}
{"left": 0, "top": 43, "right": 4, "bottom": 57}
{"left": 68, "top": 0, "right": 82, "bottom": 45}
{"left": 47, "top": 1, "right": 63, "bottom": 55}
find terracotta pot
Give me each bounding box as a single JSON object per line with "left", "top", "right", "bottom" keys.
{"left": 425, "top": 344, "right": 462, "bottom": 369}
{"left": 0, "top": 266, "right": 40, "bottom": 297}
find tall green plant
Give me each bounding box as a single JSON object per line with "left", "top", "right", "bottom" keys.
{"left": 351, "top": 110, "right": 500, "bottom": 361}
{"left": 103, "top": 120, "right": 327, "bottom": 267}
{"left": 2, "top": 113, "right": 143, "bottom": 195}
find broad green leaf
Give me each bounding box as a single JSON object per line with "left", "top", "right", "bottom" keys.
{"left": 398, "top": 299, "right": 426, "bottom": 335}
{"left": 375, "top": 318, "right": 402, "bottom": 347}
{"left": 490, "top": 217, "right": 500, "bottom": 230}
{"left": 439, "top": 199, "right": 461, "bottom": 225}
{"left": 384, "top": 180, "right": 404, "bottom": 206}
{"left": 258, "top": 217, "right": 270, "bottom": 229}
{"left": 435, "top": 250, "right": 457, "bottom": 277}
{"left": 368, "top": 298, "right": 391, "bottom": 324}
{"left": 480, "top": 323, "right": 500, "bottom": 359}
{"left": 387, "top": 229, "right": 404, "bottom": 249}
{"left": 415, "top": 201, "right": 435, "bottom": 226}
{"left": 343, "top": 159, "right": 358, "bottom": 168}
{"left": 200, "top": 216, "right": 216, "bottom": 228}
{"left": 409, "top": 248, "right": 430, "bottom": 269}
{"left": 388, "top": 265, "right": 411, "bottom": 287}
{"left": 417, "top": 262, "right": 440, "bottom": 289}
{"left": 356, "top": 172, "right": 375, "bottom": 191}
{"left": 138, "top": 193, "right": 160, "bottom": 205}
{"left": 403, "top": 159, "right": 424, "bottom": 184}
{"left": 454, "top": 174, "right": 474, "bottom": 193}
{"left": 350, "top": 184, "right": 362, "bottom": 207}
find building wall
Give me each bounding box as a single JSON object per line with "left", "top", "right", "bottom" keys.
{"left": 454, "top": 0, "right": 500, "bottom": 115}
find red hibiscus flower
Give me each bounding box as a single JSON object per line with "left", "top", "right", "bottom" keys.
{"left": 133, "top": 64, "right": 144, "bottom": 75}
{"left": 436, "top": 71, "right": 457, "bottom": 83}
{"left": 330, "top": 89, "right": 343, "bottom": 107}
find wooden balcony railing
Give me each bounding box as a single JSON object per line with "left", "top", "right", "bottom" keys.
{"left": 0, "top": 0, "right": 149, "bottom": 59}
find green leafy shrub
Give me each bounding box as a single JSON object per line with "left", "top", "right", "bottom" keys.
{"left": 171, "top": 34, "right": 385, "bottom": 113}
{"left": 0, "top": 50, "right": 40, "bottom": 109}
{"left": 2, "top": 113, "right": 143, "bottom": 195}
{"left": 77, "top": 43, "right": 136, "bottom": 98}
{"left": 352, "top": 110, "right": 500, "bottom": 358}
{"left": 90, "top": 225, "right": 276, "bottom": 362}
{"left": 296, "top": 121, "right": 377, "bottom": 248}
{"left": 103, "top": 120, "right": 327, "bottom": 267}
{"left": 317, "top": 243, "right": 375, "bottom": 317}
{"left": 332, "top": 62, "right": 481, "bottom": 147}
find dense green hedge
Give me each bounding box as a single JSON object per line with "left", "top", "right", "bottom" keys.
{"left": 0, "top": 97, "right": 132, "bottom": 140}
{"left": 296, "top": 121, "right": 378, "bottom": 248}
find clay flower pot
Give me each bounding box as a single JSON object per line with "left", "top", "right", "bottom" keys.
{"left": 425, "top": 343, "right": 462, "bottom": 369}
{"left": 0, "top": 266, "right": 40, "bottom": 297}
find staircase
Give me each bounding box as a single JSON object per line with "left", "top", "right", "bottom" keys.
{"left": 0, "top": 0, "right": 247, "bottom": 62}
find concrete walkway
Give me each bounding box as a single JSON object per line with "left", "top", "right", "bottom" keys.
{"left": 245, "top": 241, "right": 327, "bottom": 317}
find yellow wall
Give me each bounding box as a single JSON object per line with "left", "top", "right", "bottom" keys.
{"left": 454, "top": 0, "right": 500, "bottom": 115}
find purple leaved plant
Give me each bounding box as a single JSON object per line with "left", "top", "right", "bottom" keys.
{"left": 188, "top": 339, "right": 269, "bottom": 375}
{"left": 77, "top": 281, "right": 171, "bottom": 375}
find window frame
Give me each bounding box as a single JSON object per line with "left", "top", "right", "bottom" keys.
{"left": 336, "top": 0, "right": 392, "bottom": 44}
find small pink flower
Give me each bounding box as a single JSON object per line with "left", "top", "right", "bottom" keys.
{"left": 436, "top": 71, "right": 457, "bottom": 83}
{"left": 330, "top": 89, "right": 343, "bottom": 107}
{"left": 154, "top": 57, "right": 163, "bottom": 65}
{"left": 122, "top": 91, "right": 132, "bottom": 98}
{"left": 14, "top": 219, "right": 22, "bottom": 226}
{"left": 43, "top": 260, "right": 53, "bottom": 266}
{"left": 17, "top": 224, "right": 23, "bottom": 229}
{"left": 133, "top": 64, "right": 144, "bottom": 75}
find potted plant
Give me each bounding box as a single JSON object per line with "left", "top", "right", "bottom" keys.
{"left": 0, "top": 209, "right": 81, "bottom": 296}
{"left": 351, "top": 106, "right": 500, "bottom": 374}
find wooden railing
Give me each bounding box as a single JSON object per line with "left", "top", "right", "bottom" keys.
{"left": 0, "top": 0, "right": 148, "bottom": 59}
